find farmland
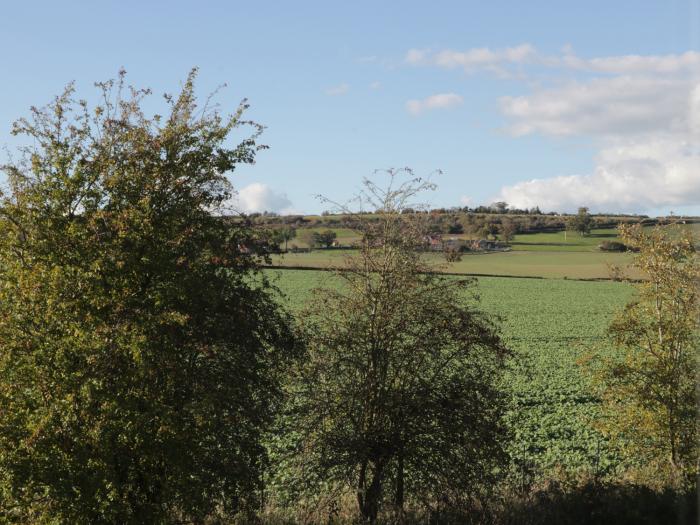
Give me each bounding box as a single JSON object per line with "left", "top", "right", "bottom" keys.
{"left": 271, "top": 225, "right": 699, "bottom": 280}
{"left": 266, "top": 268, "right": 636, "bottom": 479}
{"left": 269, "top": 249, "right": 636, "bottom": 280}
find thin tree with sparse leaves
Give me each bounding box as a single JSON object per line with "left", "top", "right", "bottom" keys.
{"left": 277, "top": 169, "right": 510, "bottom": 523}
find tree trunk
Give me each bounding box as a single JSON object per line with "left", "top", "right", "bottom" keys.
{"left": 358, "top": 461, "right": 383, "bottom": 524}
{"left": 395, "top": 447, "right": 406, "bottom": 524}
{"left": 357, "top": 460, "right": 367, "bottom": 515}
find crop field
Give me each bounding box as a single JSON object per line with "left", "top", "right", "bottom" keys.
{"left": 265, "top": 268, "right": 636, "bottom": 479}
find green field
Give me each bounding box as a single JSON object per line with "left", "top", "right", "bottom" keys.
{"left": 288, "top": 227, "right": 361, "bottom": 249}
{"left": 271, "top": 228, "right": 645, "bottom": 280}
{"left": 509, "top": 229, "right": 620, "bottom": 251}
{"left": 272, "top": 225, "right": 698, "bottom": 280}
{"left": 269, "top": 247, "right": 636, "bottom": 280}
{"left": 266, "top": 268, "right": 635, "bottom": 479}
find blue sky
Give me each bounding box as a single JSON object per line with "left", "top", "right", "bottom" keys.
{"left": 1, "top": 1, "right": 699, "bottom": 215}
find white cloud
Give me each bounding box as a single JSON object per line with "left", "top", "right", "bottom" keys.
{"left": 234, "top": 183, "right": 293, "bottom": 214}
{"left": 405, "top": 44, "right": 700, "bottom": 212}
{"left": 561, "top": 50, "right": 700, "bottom": 75}
{"left": 370, "top": 81, "right": 382, "bottom": 90}
{"left": 406, "top": 44, "right": 536, "bottom": 72}
{"left": 498, "top": 134, "right": 700, "bottom": 212}
{"left": 496, "top": 69, "right": 700, "bottom": 211}
{"left": 325, "top": 83, "right": 349, "bottom": 96}
{"left": 407, "top": 44, "right": 700, "bottom": 76}
{"left": 405, "top": 48, "right": 428, "bottom": 64}
{"left": 406, "top": 93, "right": 463, "bottom": 115}
{"left": 500, "top": 76, "right": 692, "bottom": 137}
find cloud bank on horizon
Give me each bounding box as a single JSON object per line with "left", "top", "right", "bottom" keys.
{"left": 407, "top": 45, "right": 700, "bottom": 214}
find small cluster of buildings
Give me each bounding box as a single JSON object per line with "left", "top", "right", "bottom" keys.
{"left": 423, "top": 235, "right": 510, "bottom": 252}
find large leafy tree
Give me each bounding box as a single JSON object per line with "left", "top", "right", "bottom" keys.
{"left": 568, "top": 206, "right": 593, "bottom": 236}
{"left": 279, "top": 170, "right": 510, "bottom": 523}
{"left": 593, "top": 223, "right": 698, "bottom": 487}
{"left": 0, "top": 70, "right": 293, "bottom": 523}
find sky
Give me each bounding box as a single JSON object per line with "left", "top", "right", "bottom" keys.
{"left": 1, "top": 1, "right": 699, "bottom": 216}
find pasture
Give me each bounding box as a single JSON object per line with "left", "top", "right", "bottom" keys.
{"left": 266, "top": 268, "right": 635, "bottom": 479}
{"left": 270, "top": 227, "right": 650, "bottom": 279}
{"left": 272, "top": 225, "right": 698, "bottom": 279}
{"left": 269, "top": 247, "right": 637, "bottom": 280}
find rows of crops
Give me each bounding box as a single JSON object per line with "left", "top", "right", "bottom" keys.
{"left": 265, "top": 268, "right": 635, "bottom": 480}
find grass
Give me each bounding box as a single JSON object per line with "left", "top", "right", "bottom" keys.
{"left": 288, "top": 227, "right": 362, "bottom": 249}
{"left": 269, "top": 248, "right": 638, "bottom": 280}
{"left": 265, "top": 268, "right": 636, "bottom": 480}
{"left": 270, "top": 228, "right": 648, "bottom": 280}
{"left": 509, "top": 228, "right": 620, "bottom": 252}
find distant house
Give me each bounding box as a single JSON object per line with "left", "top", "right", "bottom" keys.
{"left": 421, "top": 235, "right": 470, "bottom": 252}
{"left": 423, "top": 234, "right": 444, "bottom": 251}
{"left": 469, "top": 239, "right": 510, "bottom": 252}
{"left": 443, "top": 238, "right": 466, "bottom": 251}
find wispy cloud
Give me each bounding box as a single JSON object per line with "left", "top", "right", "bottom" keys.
{"left": 406, "top": 44, "right": 536, "bottom": 72}
{"left": 406, "top": 93, "right": 463, "bottom": 115}
{"left": 325, "top": 83, "right": 349, "bottom": 96}
{"left": 406, "top": 44, "right": 700, "bottom": 76}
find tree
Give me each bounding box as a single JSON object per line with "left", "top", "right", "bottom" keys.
{"left": 312, "top": 229, "right": 337, "bottom": 248}
{"left": 590, "top": 223, "right": 698, "bottom": 487}
{"left": 276, "top": 225, "right": 297, "bottom": 251}
{"left": 491, "top": 201, "right": 508, "bottom": 214}
{"left": 0, "top": 70, "right": 294, "bottom": 522}
{"left": 500, "top": 219, "right": 517, "bottom": 243}
{"left": 480, "top": 221, "right": 499, "bottom": 240}
{"left": 443, "top": 245, "right": 462, "bottom": 262}
{"left": 568, "top": 206, "right": 593, "bottom": 236}
{"left": 280, "top": 170, "right": 510, "bottom": 523}
{"left": 446, "top": 220, "right": 464, "bottom": 234}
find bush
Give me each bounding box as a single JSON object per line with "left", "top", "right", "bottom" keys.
{"left": 444, "top": 246, "right": 463, "bottom": 262}
{"left": 598, "top": 241, "right": 627, "bottom": 252}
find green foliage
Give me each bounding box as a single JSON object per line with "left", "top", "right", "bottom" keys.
{"left": 274, "top": 172, "right": 510, "bottom": 523}
{"left": 480, "top": 221, "right": 499, "bottom": 240}
{"left": 568, "top": 207, "right": 593, "bottom": 236}
{"left": 590, "top": 224, "right": 699, "bottom": 487}
{"left": 443, "top": 245, "right": 462, "bottom": 262}
{"left": 269, "top": 225, "right": 297, "bottom": 251}
{"left": 311, "top": 229, "right": 337, "bottom": 248}
{"left": 0, "top": 70, "right": 293, "bottom": 523}
{"left": 268, "top": 269, "right": 635, "bottom": 485}
{"left": 597, "top": 240, "right": 628, "bottom": 252}
{"left": 500, "top": 219, "right": 517, "bottom": 243}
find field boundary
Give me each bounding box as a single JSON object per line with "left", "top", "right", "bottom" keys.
{"left": 262, "top": 264, "right": 641, "bottom": 283}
